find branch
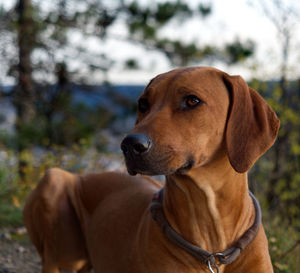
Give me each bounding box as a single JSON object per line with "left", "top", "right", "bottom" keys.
{"left": 280, "top": 239, "right": 300, "bottom": 258}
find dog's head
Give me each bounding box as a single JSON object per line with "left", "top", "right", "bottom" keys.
{"left": 121, "top": 67, "right": 279, "bottom": 176}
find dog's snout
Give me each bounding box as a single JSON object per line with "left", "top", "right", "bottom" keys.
{"left": 121, "top": 133, "right": 152, "bottom": 155}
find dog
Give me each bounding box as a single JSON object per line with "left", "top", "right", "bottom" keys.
{"left": 23, "top": 66, "right": 279, "bottom": 273}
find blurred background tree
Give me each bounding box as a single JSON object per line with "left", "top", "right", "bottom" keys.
{"left": 247, "top": 2, "right": 300, "bottom": 268}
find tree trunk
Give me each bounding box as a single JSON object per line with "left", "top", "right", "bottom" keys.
{"left": 14, "top": 0, "right": 36, "bottom": 179}
{"left": 15, "top": 0, "right": 35, "bottom": 125}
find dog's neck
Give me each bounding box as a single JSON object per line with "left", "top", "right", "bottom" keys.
{"left": 163, "top": 152, "right": 255, "bottom": 253}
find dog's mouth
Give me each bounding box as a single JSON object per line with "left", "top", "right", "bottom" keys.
{"left": 125, "top": 156, "right": 195, "bottom": 176}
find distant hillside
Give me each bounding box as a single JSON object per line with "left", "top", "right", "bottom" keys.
{"left": 0, "top": 84, "right": 145, "bottom": 133}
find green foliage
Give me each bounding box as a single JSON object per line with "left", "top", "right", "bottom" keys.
{"left": 198, "top": 3, "right": 212, "bottom": 18}
{"left": 225, "top": 39, "right": 255, "bottom": 64}
{"left": 0, "top": 202, "right": 23, "bottom": 227}
{"left": 125, "top": 58, "right": 139, "bottom": 69}
{"left": 247, "top": 78, "right": 300, "bottom": 272}
{"left": 155, "top": 2, "right": 192, "bottom": 23}
{"left": 0, "top": 0, "right": 257, "bottom": 86}
{"left": 249, "top": 79, "right": 300, "bottom": 234}
{"left": 265, "top": 216, "right": 300, "bottom": 273}
{"left": 0, "top": 160, "right": 23, "bottom": 227}
{"left": 125, "top": 0, "right": 252, "bottom": 66}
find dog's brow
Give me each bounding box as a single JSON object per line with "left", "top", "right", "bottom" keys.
{"left": 178, "top": 88, "right": 195, "bottom": 95}
{"left": 172, "top": 67, "right": 199, "bottom": 81}
{"left": 145, "top": 73, "right": 170, "bottom": 92}
{"left": 168, "top": 67, "right": 200, "bottom": 90}
{"left": 144, "top": 67, "right": 201, "bottom": 96}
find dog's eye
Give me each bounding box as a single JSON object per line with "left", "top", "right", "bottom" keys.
{"left": 184, "top": 95, "right": 202, "bottom": 109}
{"left": 138, "top": 98, "right": 149, "bottom": 113}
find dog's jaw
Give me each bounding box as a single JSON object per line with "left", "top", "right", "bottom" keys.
{"left": 124, "top": 153, "right": 195, "bottom": 176}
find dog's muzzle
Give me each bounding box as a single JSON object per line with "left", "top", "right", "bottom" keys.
{"left": 121, "top": 133, "right": 194, "bottom": 176}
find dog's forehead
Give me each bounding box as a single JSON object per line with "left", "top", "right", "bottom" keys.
{"left": 143, "top": 67, "right": 225, "bottom": 96}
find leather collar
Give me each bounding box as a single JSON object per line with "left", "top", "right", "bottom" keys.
{"left": 150, "top": 188, "right": 261, "bottom": 271}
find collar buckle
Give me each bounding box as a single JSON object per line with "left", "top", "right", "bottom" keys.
{"left": 206, "top": 253, "right": 225, "bottom": 273}
{"left": 207, "top": 258, "right": 219, "bottom": 273}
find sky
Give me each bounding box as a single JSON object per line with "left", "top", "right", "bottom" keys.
{"left": 0, "top": 0, "right": 299, "bottom": 84}
{"left": 94, "top": 0, "right": 300, "bottom": 83}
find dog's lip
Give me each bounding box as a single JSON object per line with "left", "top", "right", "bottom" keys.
{"left": 125, "top": 159, "right": 195, "bottom": 176}
{"left": 127, "top": 166, "right": 169, "bottom": 176}
{"left": 175, "top": 159, "right": 195, "bottom": 174}
{"left": 125, "top": 158, "right": 173, "bottom": 176}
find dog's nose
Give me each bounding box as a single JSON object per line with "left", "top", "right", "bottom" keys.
{"left": 121, "top": 133, "right": 152, "bottom": 155}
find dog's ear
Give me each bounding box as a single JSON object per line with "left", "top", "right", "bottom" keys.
{"left": 223, "top": 74, "right": 280, "bottom": 173}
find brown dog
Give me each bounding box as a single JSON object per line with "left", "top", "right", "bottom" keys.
{"left": 23, "top": 67, "right": 279, "bottom": 273}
